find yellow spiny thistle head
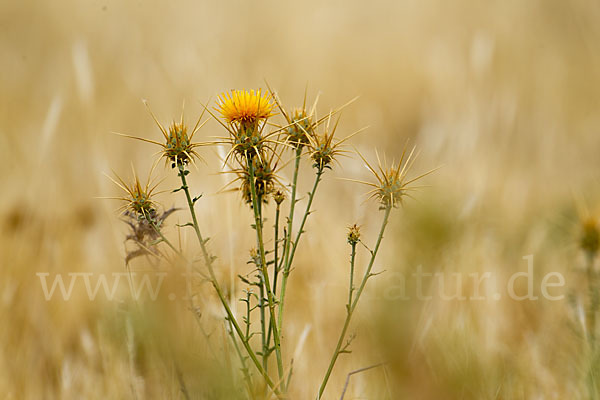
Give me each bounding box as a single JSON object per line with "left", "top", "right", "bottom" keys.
{"left": 214, "top": 89, "right": 278, "bottom": 164}
{"left": 216, "top": 89, "right": 274, "bottom": 128}
{"left": 353, "top": 147, "right": 436, "bottom": 210}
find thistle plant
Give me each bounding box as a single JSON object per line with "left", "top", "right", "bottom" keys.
{"left": 109, "top": 88, "right": 433, "bottom": 399}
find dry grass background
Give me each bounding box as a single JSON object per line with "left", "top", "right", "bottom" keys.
{"left": 2, "top": 0, "right": 600, "bottom": 398}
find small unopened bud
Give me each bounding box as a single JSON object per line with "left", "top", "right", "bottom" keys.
{"left": 347, "top": 224, "right": 361, "bottom": 245}
{"left": 273, "top": 190, "right": 285, "bottom": 205}
{"left": 249, "top": 248, "right": 259, "bottom": 262}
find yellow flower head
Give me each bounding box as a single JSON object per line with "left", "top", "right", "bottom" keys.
{"left": 216, "top": 89, "right": 274, "bottom": 126}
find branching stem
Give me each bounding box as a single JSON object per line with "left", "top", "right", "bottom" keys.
{"left": 266, "top": 202, "right": 282, "bottom": 363}
{"left": 247, "top": 157, "right": 285, "bottom": 383}
{"left": 278, "top": 167, "right": 323, "bottom": 336}
{"left": 176, "top": 164, "right": 280, "bottom": 396}
{"left": 317, "top": 206, "right": 392, "bottom": 399}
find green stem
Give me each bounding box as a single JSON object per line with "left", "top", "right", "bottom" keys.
{"left": 148, "top": 212, "right": 256, "bottom": 395}
{"left": 244, "top": 291, "right": 252, "bottom": 342}
{"left": 259, "top": 275, "right": 267, "bottom": 369}
{"left": 266, "top": 203, "right": 281, "bottom": 362}
{"left": 257, "top": 201, "right": 268, "bottom": 371}
{"left": 147, "top": 218, "right": 183, "bottom": 257}
{"left": 278, "top": 148, "right": 302, "bottom": 285}
{"left": 227, "top": 319, "right": 255, "bottom": 397}
{"left": 287, "top": 169, "right": 323, "bottom": 267}
{"left": 348, "top": 242, "right": 357, "bottom": 308}
{"left": 317, "top": 206, "right": 392, "bottom": 400}
{"left": 278, "top": 169, "right": 323, "bottom": 335}
{"left": 273, "top": 203, "right": 282, "bottom": 297}
{"left": 282, "top": 148, "right": 302, "bottom": 269}
{"left": 176, "top": 164, "right": 280, "bottom": 396}
{"left": 247, "top": 158, "right": 285, "bottom": 384}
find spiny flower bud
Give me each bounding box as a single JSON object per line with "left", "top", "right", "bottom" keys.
{"left": 273, "top": 189, "right": 285, "bottom": 205}
{"left": 286, "top": 109, "right": 312, "bottom": 148}
{"left": 164, "top": 122, "right": 196, "bottom": 166}
{"left": 240, "top": 157, "right": 277, "bottom": 205}
{"left": 347, "top": 224, "right": 361, "bottom": 245}
{"left": 109, "top": 170, "right": 158, "bottom": 217}
{"left": 308, "top": 113, "right": 358, "bottom": 171}
{"left": 129, "top": 101, "right": 205, "bottom": 168}
{"left": 355, "top": 147, "right": 436, "bottom": 210}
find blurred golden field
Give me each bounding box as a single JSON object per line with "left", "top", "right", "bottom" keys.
{"left": 3, "top": 0, "right": 600, "bottom": 399}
